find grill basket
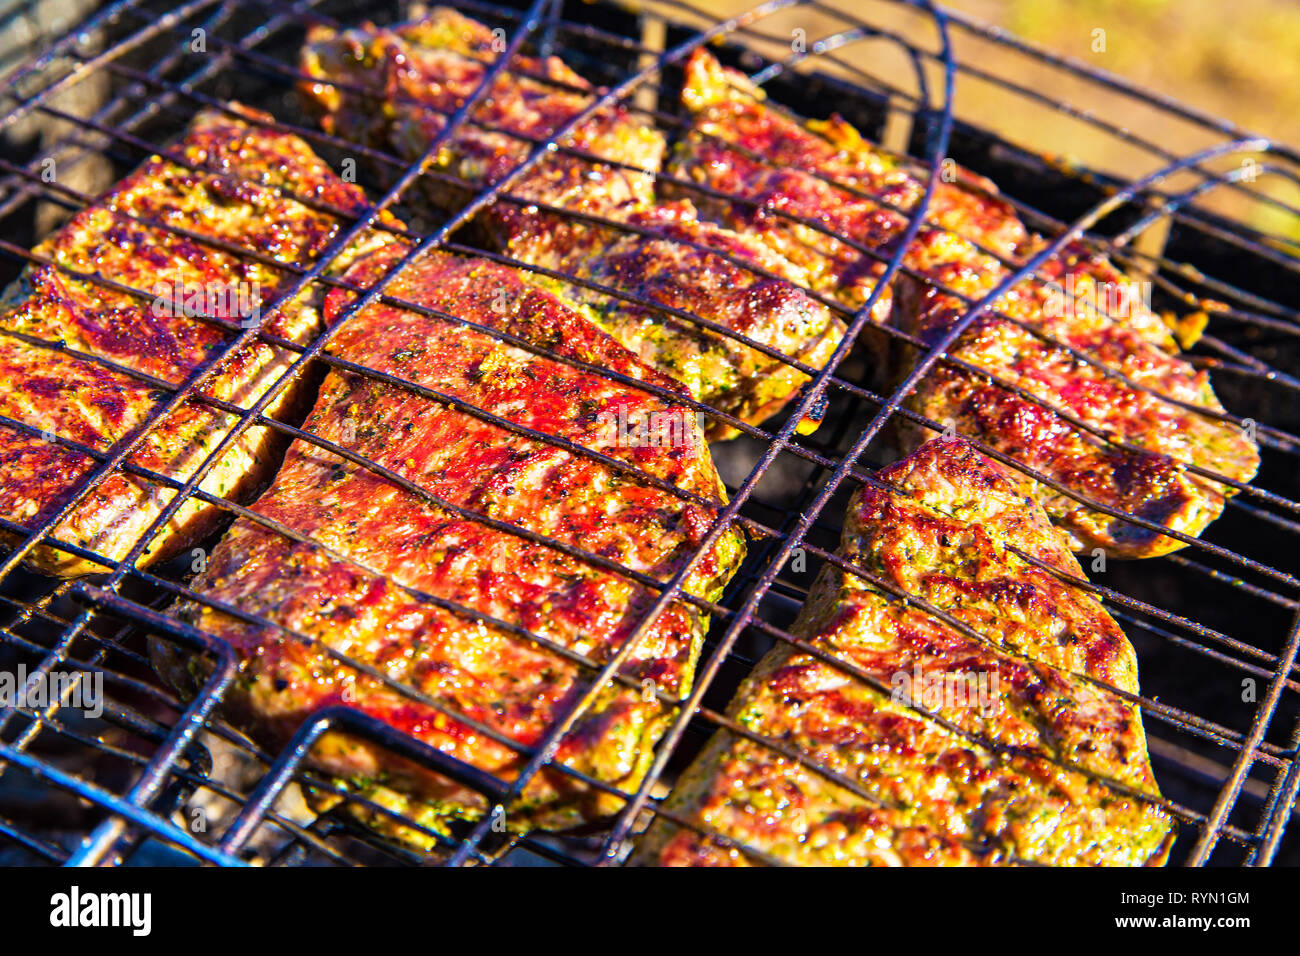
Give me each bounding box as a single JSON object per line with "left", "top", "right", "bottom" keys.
{"left": 0, "top": 0, "right": 1298, "bottom": 867}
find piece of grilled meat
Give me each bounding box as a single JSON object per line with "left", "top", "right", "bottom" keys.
{"left": 299, "top": 7, "right": 665, "bottom": 245}
{"left": 669, "top": 49, "right": 1028, "bottom": 311}
{"left": 635, "top": 437, "right": 1171, "bottom": 866}
{"left": 159, "top": 247, "right": 744, "bottom": 842}
{"left": 300, "top": 10, "right": 854, "bottom": 438}
{"left": 894, "top": 232, "right": 1260, "bottom": 557}
{"left": 509, "top": 199, "right": 847, "bottom": 439}
{"left": 0, "top": 107, "right": 394, "bottom": 575}
{"left": 673, "top": 50, "right": 1258, "bottom": 557}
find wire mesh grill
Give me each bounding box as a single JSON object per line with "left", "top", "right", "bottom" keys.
{"left": 0, "top": 0, "right": 1297, "bottom": 867}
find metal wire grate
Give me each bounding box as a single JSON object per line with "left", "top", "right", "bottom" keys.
{"left": 0, "top": 0, "right": 1297, "bottom": 867}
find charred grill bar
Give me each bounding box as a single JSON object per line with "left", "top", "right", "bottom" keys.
{"left": 0, "top": 0, "right": 1296, "bottom": 866}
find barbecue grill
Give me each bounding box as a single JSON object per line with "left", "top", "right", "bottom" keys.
{"left": 0, "top": 0, "right": 1297, "bottom": 868}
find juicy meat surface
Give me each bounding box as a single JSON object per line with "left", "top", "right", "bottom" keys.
{"left": 300, "top": 10, "right": 853, "bottom": 438}
{"left": 673, "top": 49, "right": 1258, "bottom": 556}
{"left": 668, "top": 50, "right": 1028, "bottom": 311}
{"left": 636, "top": 437, "right": 1171, "bottom": 866}
{"left": 0, "top": 107, "right": 393, "bottom": 575}
{"left": 299, "top": 6, "right": 665, "bottom": 244}
{"left": 509, "top": 199, "right": 848, "bottom": 439}
{"left": 161, "top": 247, "right": 745, "bottom": 841}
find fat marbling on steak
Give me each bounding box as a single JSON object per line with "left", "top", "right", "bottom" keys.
{"left": 299, "top": 8, "right": 855, "bottom": 439}
{"left": 0, "top": 107, "right": 394, "bottom": 575}
{"left": 636, "top": 436, "right": 1172, "bottom": 866}
{"left": 672, "top": 49, "right": 1258, "bottom": 557}
{"left": 160, "top": 246, "right": 745, "bottom": 842}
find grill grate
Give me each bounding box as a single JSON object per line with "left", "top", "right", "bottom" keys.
{"left": 0, "top": 0, "right": 1297, "bottom": 866}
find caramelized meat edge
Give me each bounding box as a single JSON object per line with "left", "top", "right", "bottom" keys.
{"left": 160, "top": 247, "right": 745, "bottom": 842}
{"left": 636, "top": 437, "right": 1170, "bottom": 866}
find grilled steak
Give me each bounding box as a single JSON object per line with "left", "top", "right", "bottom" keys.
{"left": 636, "top": 436, "right": 1171, "bottom": 866}
{"left": 160, "top": 247, "right": 745, "bottom": 842}
{"left": 0, "top": 107, "right": 393, "bottom": 575}
{"left": 669, "top": 49, "right": 1028, "bottom": 311}
{"left": 508, "top": 200, "right": 848, "bottom": 439}
{"left": 673, "top": 50, "right": 1258, "bottom": 557}
{"left": 299, "top": 7, "right": 665, "bottom": 244}
{"left": 300, "top": 10, "right": 855, "bottom": 437}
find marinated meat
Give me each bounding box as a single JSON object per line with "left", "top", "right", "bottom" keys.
{"left": 159, "top": 246, "right": 745, "bottom": 841}
{"left": 0, "top": 107, "right": 393, "bottom": 575}
{"left": 673, "top": 49, "right": 1258, "bottom": 556}
{"left": 669, "top": 49, "right": 1028, "bottom": 310}
{"left": 301, "top": 10, "right": 857, "bottom": 437}
{"left": 509, "top": 200, "right": 848, "bottom": 439}
{"left": 299, "top": 7, "right": 665, "bottom": 245}
{"left": 894, "top": 232, "right": 1260, "bottom": 557}
{"left": 636, "top": 436, "right": 1171, "bottom": 866}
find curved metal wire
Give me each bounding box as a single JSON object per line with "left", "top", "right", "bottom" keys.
{"left": 0, "top": 0, "right": 1296, "bottom": 868}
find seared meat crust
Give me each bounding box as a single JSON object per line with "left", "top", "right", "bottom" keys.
{"left": 0, "top": 108, "right": 393, "bottom": 575}
{"left": 895, "top": 232, "right": 1260, "bottom": 556}
{"left": 299, "top": 7, "right": 665, "bottom": 244}
{"left": 300, "top": 10, "right": 851, "bottom": 437}
{"left": 163, "top": 247, "right": 744, "bottom": 840}
{"left": 509, "top": 200, "right": 846, "bottom": 439}
{"left": 674, "top": 49, "right": 1258, "bottom": 556}
{"left": 636, "top": 437, "right": 1171, "bottom": 866}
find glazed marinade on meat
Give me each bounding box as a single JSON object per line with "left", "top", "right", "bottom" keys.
{"left": 0, "top": 107, "right": 394, "bottom": 575}
{"left": 669, "top": 49, "right": 1029, "bottom": 311}
{"left": 508, "top": 200, "right": 848, "bottom": 439}
{"left": 636, "top": 437, "right": 1171, "bottom": 866}
{"left": 299, "top": 6, "right": 665, "bottom": 244}
{"left": 299, "top": 9, "right": 853, "bottom": 438}
{"left": 159, "top": 247, "right": 745, "bottom": 842}
{"left": 673, "top": 49, "right": 1259, "bottom": 557}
